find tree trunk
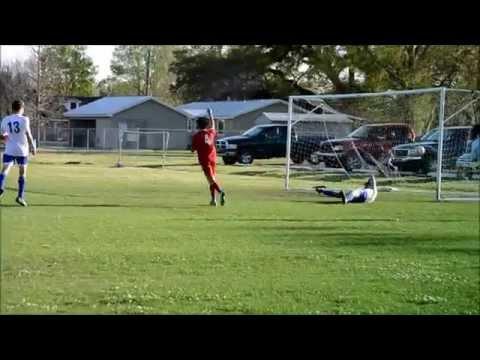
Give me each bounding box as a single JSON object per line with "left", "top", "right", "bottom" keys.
{"left": 348, "top": 67, "right": 355, "bottom": 87}
{"left": 477, "top": 46, "right": 480, "bottom": 90}
{"left": 145, "top": 47, "right": 151, "bottom": 96}
{"left": 36, "top": 45, "right": 41, "bottom": 139}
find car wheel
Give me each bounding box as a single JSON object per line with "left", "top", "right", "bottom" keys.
{"left": 291, "top": 154, "right": 304, "bottom": 164}
{"left": 343, "top": 152, "right": 362, "bottom": 171}
{"left": 239, "top": 151, "right": 254, "bottom": 165}
{"left": 222, "top": 156, "right": 237, "bottom": 165}
{"left": 456, "top": 168, "right": 467, "bottom": 180}
{"left": 307, "top": 152, "right": 321, "bottom": 165}
{"left": 420, "top": 157, "right": 433, "bottom": 175}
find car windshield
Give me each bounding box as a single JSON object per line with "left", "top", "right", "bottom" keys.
{"left": 421, "top": 129, "right": 440, "bottom": 141}
{"left": 421, "top": 128, "right": 461, "bottom": 142}
{"left": 348, "top": 125, "right": 374, "bottom": 139}
{"left": 242, "top": 126, "right": 265, "bottom": 137}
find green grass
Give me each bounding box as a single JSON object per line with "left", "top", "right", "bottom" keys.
{"left": 0, "top": 150, "right": 479, "bottom": 314}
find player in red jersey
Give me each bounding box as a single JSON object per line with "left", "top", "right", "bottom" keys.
{"left": 191, "top": 112, "right": 226, "bottom": 206}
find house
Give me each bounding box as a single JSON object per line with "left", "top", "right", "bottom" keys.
{"left": 63, "top": 96, "right": 103, "bottom": 112}
{"left": 176, "top": 99, "right": 304, "bottom": 135}
{"left": 255, "top": 112, "right": 354, "bottom": 138}
{"left": 64, "top": 96, "right": 192, "bottom": 149}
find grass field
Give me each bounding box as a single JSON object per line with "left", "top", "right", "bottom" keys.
{"left": 0, "top": 150, "right": 479, "bottom": 314}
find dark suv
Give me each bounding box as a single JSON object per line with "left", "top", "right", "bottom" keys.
{"left": 216, "top": 124, "right": 327, "bottom": 165}
{"left": 392, "top": 126, "right": 471, "bottom": 174}
{"left": 311, "top": 123, "right": 415, "bottom": 171}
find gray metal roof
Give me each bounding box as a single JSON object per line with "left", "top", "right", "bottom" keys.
{"left": 177, "top": 99, "right": 288, "bottom": 119}
{"left": 64, "top": 96, "right": 190, "bottom": 118}
{"left": 261, "top": 112, "right": 354, "bottom": 123}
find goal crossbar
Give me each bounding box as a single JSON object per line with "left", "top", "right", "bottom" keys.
{"left": 290, "top": 87, "right": 480, "bottom": 101}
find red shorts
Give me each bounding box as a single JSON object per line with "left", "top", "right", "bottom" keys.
{"left": 200, "top": 161, "right": 216, "bottom": 179}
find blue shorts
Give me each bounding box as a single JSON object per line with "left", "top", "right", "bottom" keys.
{"left": 346, "top": 189, "right": 368, "bottom": 203}
{"left": 3, "top": 153, "right": 28, "bottom": 166}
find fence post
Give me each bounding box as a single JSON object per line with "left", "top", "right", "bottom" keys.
{"left": 86, "top": 128, "right": 90, "bottom": 152}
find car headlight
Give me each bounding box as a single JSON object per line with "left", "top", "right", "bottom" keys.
{"left": 408, "top": 146, "right": 425, "bottom": 156}
{"left": 227, "top": 143, "right": 237, "bottom": 150}
{"left": 414, "top": 146, "right": 426, "bottom": 156}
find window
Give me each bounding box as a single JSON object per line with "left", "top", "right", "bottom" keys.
{"left": 218, "top": 120, "right": 225, "bottom": 132}
{"left": 264, "top": 127, "right": 281, "bottom": 140}
{"left": 187, "top": 118, "right": 194, "bottom": 131}
{"left": 70, "top": 102, "right": 77, "bottom": 110}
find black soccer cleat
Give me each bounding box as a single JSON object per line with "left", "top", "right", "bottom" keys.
{"left": 314, "top": 185, "right": 326, "bottom": 194}
{"left": 220, "top": 191, "right": 226, "bottom": 206}
{"left": 0, "top": 189, "right": 4, "bottom": 199}
{"left": 15, "top": 197, "right": 28, "bottom": 207}
{"left": 365, "top": 175, "right": 376, "bottom": 189}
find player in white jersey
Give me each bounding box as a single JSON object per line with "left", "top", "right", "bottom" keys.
{"left": 314, "top": 175, "right": 377, "bottom": 204}
{"left": 0, "top": 100, "right": 37, "bottom": 206}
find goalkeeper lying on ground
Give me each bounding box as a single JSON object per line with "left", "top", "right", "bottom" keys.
{"left": 314, "top": 175, "right": 377, "bottom": 204}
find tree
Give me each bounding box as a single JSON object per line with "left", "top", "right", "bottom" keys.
{"left": 41, "top": 45, "right": 97, "bottom": 96}
{"left": 110, "top": 45, "right": 179, "bottom": 104}
{"left": 169, "top": 45, "right": 369, "bottom": 103}
{"left": 0, "top": 61, "right": 35, "bottom": 117}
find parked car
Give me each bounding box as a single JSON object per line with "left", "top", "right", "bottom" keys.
{"left": 309, "top": 123, "right": 416, "bottom": 171}
{"left": 455, "top": 141, "right": 480, "bottom": 179}
{"left": 216, "top": 124, "right": 328, "bottom": 165}
{"left": 392, "top": 126, "right": 471, "bottom": 174}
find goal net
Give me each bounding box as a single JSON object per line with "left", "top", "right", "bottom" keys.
{"left": 286, "top": 87, "right": 480, "bottom": 201}
{"left": 116, "top": 129, "right": 170, "bottom": 168}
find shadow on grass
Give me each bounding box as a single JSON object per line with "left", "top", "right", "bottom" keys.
{"left": 271, "top": 231, "right": 480, "bottom": 255}
{"left": 138, "top": 163, "right": 197, "bottom": 169}
{"left": 5, "top": 187, "right": 86, "bottom": 198}
{"left": 0, "top": 203, "right": 202, "bottom": 209}
{"left": 289, "top": 199, "right": 346, "bottom": 205}
{"left": 230, "top": 171, "right": 270, "bottom": 177}
{"left": 196, "top": 218, "right": 401, "bottom": 222}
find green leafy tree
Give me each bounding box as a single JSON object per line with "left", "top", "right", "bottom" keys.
{"left": 40, "top": 45, "right": 97, "bottom": 96}
{"left": 110, "top": 45, "right": 179, "bottom": 104}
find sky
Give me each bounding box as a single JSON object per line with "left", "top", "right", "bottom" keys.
{"left": 0, "top": 45, "right": 115, "bottom": 81}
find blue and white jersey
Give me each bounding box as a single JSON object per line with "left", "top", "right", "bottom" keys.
{"left": 345, "top": 188, "right": 377, "bottom": 203}
{"left": 1, "top": 114, "right": 31, "bottom": 157}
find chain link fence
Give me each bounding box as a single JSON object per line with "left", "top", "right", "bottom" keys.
{"left": 30, "top": 125, "right": 243, "bottom": 152}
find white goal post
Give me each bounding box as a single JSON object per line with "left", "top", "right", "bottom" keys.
{"left": 117, "top": 129, "right": 170, "bottom": 167}
{"left": 285, "top": 87, "right": 480, "bottom": 202}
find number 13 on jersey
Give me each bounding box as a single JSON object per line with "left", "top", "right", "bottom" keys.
{"left": 7, "top": 121, "right": 20, "bottom": 134}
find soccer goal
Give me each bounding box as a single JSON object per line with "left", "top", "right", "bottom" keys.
{"left": 285, "top": 87, "right": 480, "bottom": 201}
{"left": 116, "top": 129, "right": 170, "bottom": 168}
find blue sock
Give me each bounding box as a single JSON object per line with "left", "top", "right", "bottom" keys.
{"left": 18, "top": 176, "right": 25, "bottom": 199}
{"left": 0, "top": 173, "right": 5, "bottom": 191}
{"left": 322, "top": 189, "right": 342, "bottom": 198}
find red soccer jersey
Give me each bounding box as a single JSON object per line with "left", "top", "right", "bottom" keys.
{"left": 192, "top": 128, "right": 217, "bottom": 164}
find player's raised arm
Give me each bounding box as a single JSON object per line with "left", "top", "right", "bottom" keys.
{"left": 25, "top": 117, "right": 36, "bottom": 155}
{"left": 207, "top": 108, "right": 215, "bottom": 131}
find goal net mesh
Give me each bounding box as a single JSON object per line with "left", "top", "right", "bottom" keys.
{"left": 116, "top": 130, "right": 170, "bottom": 168}
{"left": 286, "top": 88, "right": 479, "bottom": 201}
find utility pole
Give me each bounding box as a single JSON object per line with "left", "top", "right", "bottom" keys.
{"left": 35, "top": 45, "right": 42, "bottom": 141}
{"left": 145, "top": 46, "right": 151, "bottom": 96}
{"left": 477, "top": 45, "right": 480, "bottom": 91}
